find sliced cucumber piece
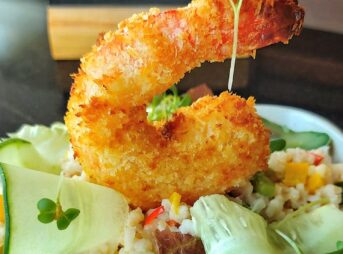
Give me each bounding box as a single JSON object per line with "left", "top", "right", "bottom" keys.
{"left": 262, "top": 118, "right": 330, "bottom": 150}
{"left": 283, "top": 132, "right": 330, "bottom": 150}
{"left": 191, "top": 194, "right": 281, "bottom": 254}
{"left": 0, "top": 138, "right": 60, "bottom": 174}
{"left": 272, "top": 205, "right": 343, "bottom": 254}
{"left": 8, "top": 122, "right": 69, "bottom": 169}
{"left": 0, "top": 163, "right": 128, "bottom": 254}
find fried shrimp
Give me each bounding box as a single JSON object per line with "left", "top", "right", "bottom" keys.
{"left": 66, "top": 0, "right": 304, "bottom": 209}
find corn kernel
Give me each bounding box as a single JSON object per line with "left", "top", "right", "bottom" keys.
{"left": 169, "top": 192, "right": 181, "bottom": 215}
{"left": 307, "top": 173, "right": 325, "bottom": 194}
{"left": 283, "top": 162, "right": 309, "bottom": 187}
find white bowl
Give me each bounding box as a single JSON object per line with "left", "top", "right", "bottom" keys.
{"left": 256, "top": 104, "right": 343, "bottom": 162}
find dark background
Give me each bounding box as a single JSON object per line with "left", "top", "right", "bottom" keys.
{"left": 0, "top": 0, "right": 342, "bottom": 137}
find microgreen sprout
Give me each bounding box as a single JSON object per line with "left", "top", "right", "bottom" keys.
{"left": 37, "top": 174, "right": 80, "bottom": 230}
{"left": 227, "top": 0, "right": 243, "bottom": 91}
{"left": 147, "top": 85, "right": 192, "bottom": 122}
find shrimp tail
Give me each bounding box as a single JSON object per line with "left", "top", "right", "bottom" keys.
{"left": 66, "top": 0, "right": 304, "bottom": 209}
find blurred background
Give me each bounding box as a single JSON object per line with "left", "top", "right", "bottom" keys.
{"left": 0, "top": 0, "right": 342, "bottom": 136}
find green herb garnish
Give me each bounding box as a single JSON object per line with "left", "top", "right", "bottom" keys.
{"left": 147, "top": 85, "right": 191, "bottom": 122}
{"left": 37, "top": 175, "right": 80, "bottom": 230}
{"left": 37, "top": 198, "right": 57, "bottom": 223}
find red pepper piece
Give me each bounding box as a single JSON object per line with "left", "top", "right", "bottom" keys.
{"left": 310, "top": 152, "right": 324, "bottom": 166}
{"left": 144, "top": 206, "right": 165, "bottom": 226}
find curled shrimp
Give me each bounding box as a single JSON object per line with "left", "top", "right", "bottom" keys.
{"left": 66, "top": 0, "right": 304, "bottom": 209}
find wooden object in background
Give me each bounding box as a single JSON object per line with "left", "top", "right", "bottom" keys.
{"left": 47, "top": 5, "right": 177, "bottom": 60}
{"left": 47, "top": 0, "right": 249, "bottom": 89}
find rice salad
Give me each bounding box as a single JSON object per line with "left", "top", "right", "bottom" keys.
{"left": 69, "top": 144, "right": 342, "bottom": 253}
{"left": 4, "top": 144, "right": 342, "bottom": 252}
{"left": 234, "top": 146, "right": 342, "bottom": 221}
{"left": 0, "top": 121, "right": 343, "bottom": 253}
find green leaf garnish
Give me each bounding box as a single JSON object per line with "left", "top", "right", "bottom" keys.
{"left": 64, "top": 208, "right": 81, "bottom": 221}
{"left": 37, "top": 175, "right": 80, "bottom": 230}
{"left": 37, "top": 198, "right": 57, "bottom": 224}
{"left": 37, "top": 198, "right": 80, "bottom": 230}
{"left": 147, "top": 85, "right": 192, "bottom": 122}
{"left": 37, "top": 198, "right": 56, "bottom": 213}
{"left": 56, "top": 208, "right": 80, "bottom": 230}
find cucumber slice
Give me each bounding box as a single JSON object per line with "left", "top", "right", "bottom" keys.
{"left": 0, "top": 163, "right": 128, "bottom": 254}
{"left": 272, "top": 205, "right": 343, "bottom": 254}
{"left": 262, "top": 118, "right": 330, "bottom": 150}
{"left": 0, "top": 138, "right": 60, "bottom": 174}
{"left": 191, "top": 194, "right": 281, "bottom": 254}
{"left": 283, "top": 132, "right": 330, "bottom": 150}
{"left": 7, "top": 123, "right": 69, "bottom": 170}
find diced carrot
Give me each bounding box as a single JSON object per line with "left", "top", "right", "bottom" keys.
{"left": 283, "top": 162, "right": 309, "bottom": 187}
{"left": 307, "top": 173, "right": 325, "bottom": 194}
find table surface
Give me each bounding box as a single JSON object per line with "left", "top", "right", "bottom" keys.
{"left": 1, "top": 0, "right": 343, "bottom": 137}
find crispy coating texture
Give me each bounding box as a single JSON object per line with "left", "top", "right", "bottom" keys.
{"left": 66, "top": 0, "right": 304, "bottom": 210}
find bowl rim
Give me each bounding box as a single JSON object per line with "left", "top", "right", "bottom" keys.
{"left": 256, "top": 103, "right": 343, "bottom": 162}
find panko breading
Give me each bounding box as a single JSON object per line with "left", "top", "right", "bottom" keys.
{"left": 65, "top": 0, "right": 304, "bottom": 210}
